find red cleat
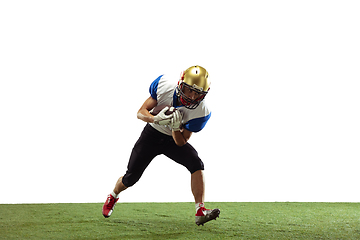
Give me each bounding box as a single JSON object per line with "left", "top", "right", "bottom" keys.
{"left": 195, "top": 207, "right": 220, "bottom": 226}
{"left": 102, "top": 194, "right": 119, "bottom": 218}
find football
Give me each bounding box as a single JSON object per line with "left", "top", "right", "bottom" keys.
{"left": 150, "top": 105, "right": 177, "bottom": 116}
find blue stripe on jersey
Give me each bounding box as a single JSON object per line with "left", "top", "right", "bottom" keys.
{"left": 149, "top": 75, "right": 163, "bottom": 100}
{"left": 183, "top": 112, "right": 211, "bottom": 133}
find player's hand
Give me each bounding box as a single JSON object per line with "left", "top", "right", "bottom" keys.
{"left": 153, "top": 107, "right": 173, "bottom": 125}
{"left": 170, "top": 110, "right": 182, "bottom": 131}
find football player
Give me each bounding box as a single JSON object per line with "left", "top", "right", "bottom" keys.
{"left": 102, "top": 65, "right": 220, "bottom": 226}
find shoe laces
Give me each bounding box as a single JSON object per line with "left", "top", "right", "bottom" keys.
{"left": 105, "top": 195, "right": 116, "bottom": 209}
{"left": 196, "top": 207, "right": 210, "bottom": 216}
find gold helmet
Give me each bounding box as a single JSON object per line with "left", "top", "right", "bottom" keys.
{"left": 177, "top": 65, "right": 211, "bottom": 109}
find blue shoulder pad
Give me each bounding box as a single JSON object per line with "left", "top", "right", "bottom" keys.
{"left": 149, "top": 75, "right": 163, "bottom": 100}
{"left": 183, "top": 113, "right": 211, "bottom": 133}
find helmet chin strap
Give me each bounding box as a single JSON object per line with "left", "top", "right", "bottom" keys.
{"left": 177, "top": 82, "right": 190, "bottom": 106}
{"left": 180, "top": 96, "right": 188, "bottom": 106}
{"left": 176, "top": 95, "right": 183, "bottom": 106}
{"left": 176, "top": 87, "right": 186, "bottom": 107}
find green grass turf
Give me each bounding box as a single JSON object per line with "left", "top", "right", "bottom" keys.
{"left": 0, "top": 202, "right": 359, "bottom": 239}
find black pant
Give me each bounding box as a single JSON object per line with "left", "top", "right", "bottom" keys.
{"left": 122, "top": 124, "right": 204, "bottom": 187}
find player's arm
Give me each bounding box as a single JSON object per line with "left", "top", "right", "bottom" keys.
{"left": 170, "top": 110, "right": 192, "bottom": 146}
{"left": 137, "top": 96, "right": 158, "bottom": 123}
{"left": 172, "top": 128, "right": 192, "bottom": 146}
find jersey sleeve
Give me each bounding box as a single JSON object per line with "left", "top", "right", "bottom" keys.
{"left": 183, "top": 112, "right": 211, "bottom": 133}
{"left": 149, "top": 75, "right": 163, "bottom": 100}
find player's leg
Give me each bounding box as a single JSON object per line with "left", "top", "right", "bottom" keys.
{"left": 102, "top": 124, "right": 162, "bottom": 218}
{"left": 191, "top": 170, "right": 204, "bottom": 204}
{"left": 113, "top": 176, "right": 127, "bottom": 195}
{"left": 163, "top": 142, "right": 220, "bottom": 225}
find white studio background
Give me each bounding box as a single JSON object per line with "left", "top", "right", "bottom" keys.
{"left": 1, "top": 1, "right": 359, "bottom": 204}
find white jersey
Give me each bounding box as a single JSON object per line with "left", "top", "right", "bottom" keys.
{"left": 148, "top": 74, "right": 211, "bottom": 136}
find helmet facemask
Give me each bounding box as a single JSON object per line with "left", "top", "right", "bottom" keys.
{"left": 177, "top": 81, "right": 208, "bottom": 109}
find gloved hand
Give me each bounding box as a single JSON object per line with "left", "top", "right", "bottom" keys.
{"left": 153, "top": 107, "right": 173, "bottom": 125}
{"left": 170, "top": 110, "right": 182, "bottom": 131}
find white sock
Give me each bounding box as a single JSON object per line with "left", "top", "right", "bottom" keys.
{"left": 111, "top": 191, "right": 119, "bottom": 199}
{"left": 195, "top": 202, "right": 204, "bottom": 212}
